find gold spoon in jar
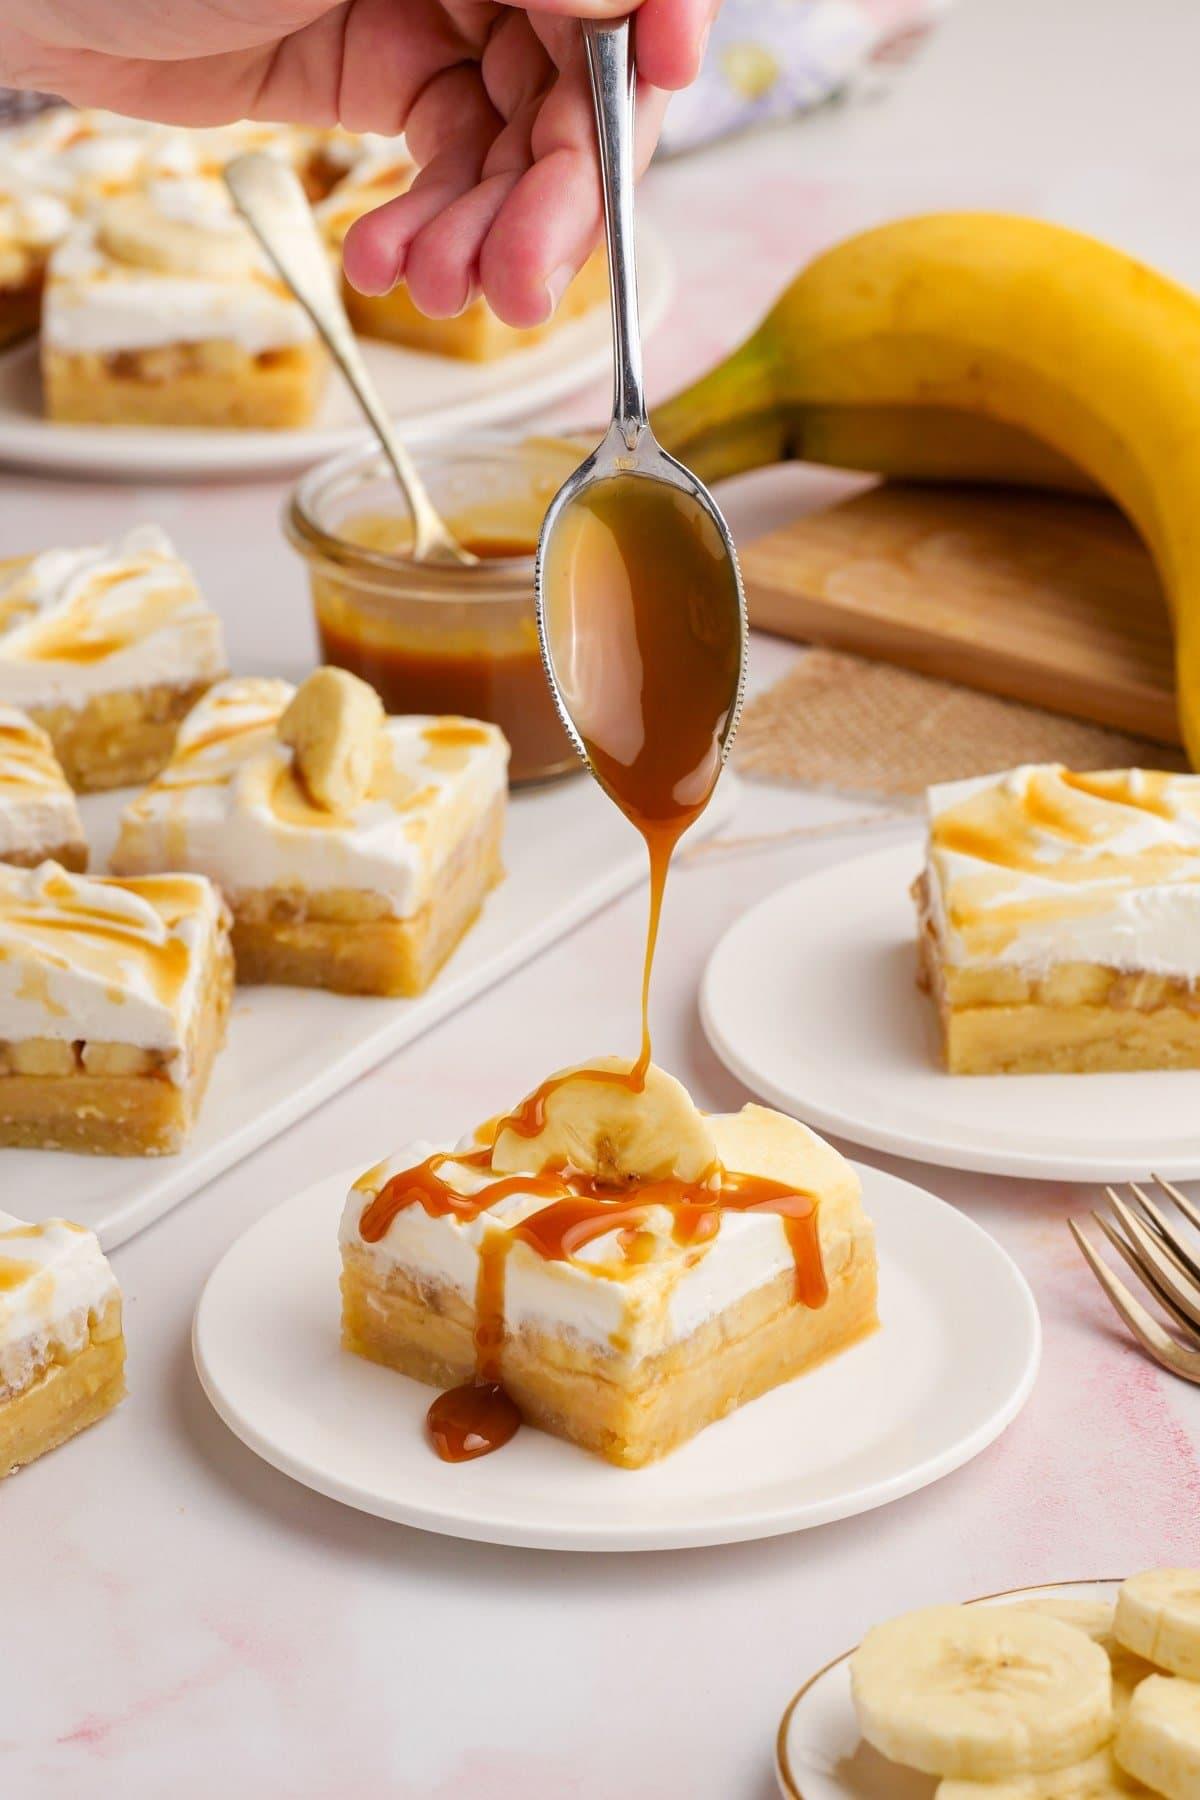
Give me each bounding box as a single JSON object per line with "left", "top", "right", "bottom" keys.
{"left": 225, "top": 151, "right": 477, "bottom": 567}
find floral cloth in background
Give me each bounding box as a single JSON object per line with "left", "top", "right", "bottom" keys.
{"left": 659, "top": 0, "right": 954, "bottom": 154}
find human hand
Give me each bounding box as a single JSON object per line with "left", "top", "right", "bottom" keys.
{"left": 1, "top": 0, "right": 716, "bottom": 326}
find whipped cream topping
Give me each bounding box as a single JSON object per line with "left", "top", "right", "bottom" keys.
{"left": 43, "top": 177, "right": 318, "bottom": 357}
{"left": 3, "top": 109, "right": 300, "bottom": 199}
{"left": 925, "top": 764, "right": 1200, "bottom": 975}
{"left": 342, "top": 1107, "right": 866, "bottom": 1366}
{"left": 0, "top": 704, "right": 84, "bottom": 861}
{"left": 0, "top": 1211, "right": 120, "bottom": 1402}
{"left": 0, "top": 523, "right": 227, "bottom": 711}
{"left": 0, "top": 861, "right": 226, "bottom": 1083}
{"left": 115, "top": 676, "right": 509, "bottom": 915}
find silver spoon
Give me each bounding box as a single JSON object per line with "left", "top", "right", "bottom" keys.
{"left": 224, "top": 151, "right": 476, "bottom": 567}
{"left": 534, "top": 16, "right": 748, "bottom": 771}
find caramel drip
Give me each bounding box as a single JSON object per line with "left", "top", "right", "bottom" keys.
{"left": 362, "top": 1142, "right": 826, "bottom": 1462}
{"left": 540, "top": 476, "right": 741, "bottom": 1073}
{"left": 0, "top": 1257, "right": 36, "bottom": 1291}
{"left": 12, "top": 572, "right": 190, "bottom": 665}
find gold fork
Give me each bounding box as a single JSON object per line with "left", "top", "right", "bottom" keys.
{"left": 1070, "top": 1174, "right": 1200, "bottom": 1383}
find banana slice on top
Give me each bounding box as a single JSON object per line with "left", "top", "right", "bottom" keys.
{"left": 938, "top": 1746, "right": 1154, "bottom": 1798}
{"left": 1116, "top": 1571, "right": 1200, "bottom": 1680}
{"left": 1116, "top": 1675, "right": 1200, "bottom": 1799}
{"left": 97, "top": 188, "right": 261, "bottom": 280}
{"left": 490, "top": 1059, "right": 718, "bottom": 1184}
{"left": 851, "top": 1605, "right": 1113, "bottom": 1780}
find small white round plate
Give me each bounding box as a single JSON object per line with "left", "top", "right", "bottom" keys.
{"left": 702, "top": 842, "right": 1200, "bottom": 1183}
{"left": 776, "top": 1578, "right": 1121, "bottom": 1799}
{"left": 0, "top": 228, "right": 670, "bottom": 481}
{"left": 193, "top": 1158, "right": 1039, "bottom": 1551}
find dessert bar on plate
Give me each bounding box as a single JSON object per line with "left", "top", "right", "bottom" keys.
{"left": 0, "top": 523, "right": 227, "bottom": 791}
{"left": 41, "top": 175, "right": 328, "bottom": 428}
{"left": 0, "top": 861, "right": 233, "bottom": 1154}
{"left": 0, "top": 1210, "right": 125, "bottom": 1477}
{"left": 113, "top": 668, "right": 509, "bottom": 996}
{"left": 0, "top": 705, "right": 86, "bottom": 869}
{"left": 915, "top": 763, "right": 1200, "bottom": 1074}
{"left": 340, "top": 1060, "right": 878, "bottom": 1467}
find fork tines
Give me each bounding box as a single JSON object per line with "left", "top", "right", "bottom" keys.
{"left": 1070, "top": 1174, "right": 1200, "bottom": 1383}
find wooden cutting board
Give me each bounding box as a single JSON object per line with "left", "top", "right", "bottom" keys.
{"left": 740, "top": 483, "right": 1181, "bottom": 746}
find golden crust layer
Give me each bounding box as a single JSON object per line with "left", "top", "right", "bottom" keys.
{"left": 43, "top": 341, "right": 328, "bottom": 429}
{"left": 0, "top": 1295, "right": 126, "bottom": 1478}
{"left": 341, "top": 1239, "right": 879, "bottom": 1469}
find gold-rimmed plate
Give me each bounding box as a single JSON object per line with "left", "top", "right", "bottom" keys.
{"left": 776, "top": 1579, "right": 1123, "bottom": 1799}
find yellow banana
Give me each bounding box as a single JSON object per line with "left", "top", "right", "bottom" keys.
{"left": 653, "top": 214, "right": 1200, "bottom": 760}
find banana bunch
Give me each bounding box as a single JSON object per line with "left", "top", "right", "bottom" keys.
{"left": 651, "top": 215, "right": 1200, "bottom": 763}
{"left": 848, "top": 1570, "right": 1200, "bottom": 1796}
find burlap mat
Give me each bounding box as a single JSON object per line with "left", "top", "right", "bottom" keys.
{"left": 734, "top": 648, "right": 1189, "bottom": 805}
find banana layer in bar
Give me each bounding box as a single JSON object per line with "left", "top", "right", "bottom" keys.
{"left": 113, "top": 672, "right": 509, "bottom": 995}
{"left": 915, "top": 764, "right": 1200, "bottom": 1074}
{"left": 0, "top": 705, "right": 86, "bottom": 869}
{"left": 0, "top": 1210, "right": 125, "bottom": 1477}
{"left": 340, "top": 1061, "right": 878, "bottom": 1466}
{"left": 0, "top": 524, "right": 227, "bottom": 791}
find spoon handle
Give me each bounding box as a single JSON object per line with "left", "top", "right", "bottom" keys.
{"left": 224, "top": 152, "right": 473, "bottom": 566}
{"left": 582, "top": 17, "right": 647, "bottom": 448}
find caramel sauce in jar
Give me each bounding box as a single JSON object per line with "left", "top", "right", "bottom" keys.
{"left": 286, "top": 436, "right": 583, "bottom": 785}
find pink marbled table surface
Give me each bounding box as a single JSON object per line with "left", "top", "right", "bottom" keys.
{"left": 3, "top": 2, "right": 1199, "bottom": 1796}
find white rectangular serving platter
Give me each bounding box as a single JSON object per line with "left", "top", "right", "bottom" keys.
{"left": 6, "top": 773, "right": 739, "bottom": 1248}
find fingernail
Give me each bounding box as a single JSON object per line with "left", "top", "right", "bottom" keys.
{"left": 543, "top": 264, "right": 574, "bottom": 319}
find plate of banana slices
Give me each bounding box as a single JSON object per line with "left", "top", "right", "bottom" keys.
{"left": 777, "top": 1570, "right": 1200, "bottom": 1800}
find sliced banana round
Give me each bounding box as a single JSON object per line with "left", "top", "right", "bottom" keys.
{"left": 1007, "top": 1598, "right": 1117, "bottom": 1647}
{"left": 850, "top": 1604, "right": 1113, "bottom": 1780}
{"left": 1116, "top": 1675, "right": 1200, "bottom": 1800}
{"left": 938, "top": 1746, "right": 1154, "bottom": 1798}
{"left": 490, "top": 1059, "right": 718, "bottom": 1184}
{"left": 97, "top": 189, "right": 260, "bottom": 279}
{"left": 1112, "top": 1646, "right": 1160, "bottom": 1726}
{"left": 1116, "top": 1571, "right": 1200, "bottom": 1679}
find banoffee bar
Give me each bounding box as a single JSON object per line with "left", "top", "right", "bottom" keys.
{"left": 915, "top": 764, "right": 1200, "bottom": 1074}
{"left": 341, "top": 1060, "right": 878, "bottom": 1467}
{"left": 113, "top": 668, "right": 509, "bottom": 996}
{"left": 0, "top": 524, "right": 227, "bottom": 791}
{"left": 0, "top": 1211, "right": 125, "bottom": 1478}
{"left": 42, "top": 176, "right": 327, "bottom": 429}
{"left": 0, "top": 861, "right": 233, "bottom": 1155}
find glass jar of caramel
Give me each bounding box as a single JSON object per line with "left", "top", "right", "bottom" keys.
{"left": 285, "top": 433, "right": 584, "bottom": 785}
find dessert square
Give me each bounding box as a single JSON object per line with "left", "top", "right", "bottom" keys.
{"left": 0, "top": 704, "right": 87, "bottom": 870}
{"left": 317, "top": 146, "right": 609, "bottom": 361}
{"left": 41, "top": 175, "right": 328, "bottom": 428}
{"left": 914, "top": 764, "right": 1200, "bottom": 1074}
{"left": 0, "top": 156, "right": 73, "bottom": 348}
{"left": 0, "top": 523, "right": 227, "bottom": 791}
{"left": 0, "top": 860, "right": 233, "bottom": 1155}
{"left": 0, "top": 1211, "right": 125, "bottom": 1478}
{"left": 340, "top": 1061, "right": 879, "bottom": 1468}
{"left": 113, "top": 670, "right": 509, "bottom": 996}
